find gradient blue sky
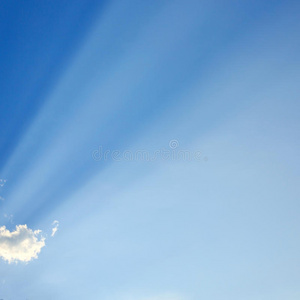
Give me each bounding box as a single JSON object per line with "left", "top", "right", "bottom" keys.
{"left": 0, "top": 0, "right": 299, "bottom": 299}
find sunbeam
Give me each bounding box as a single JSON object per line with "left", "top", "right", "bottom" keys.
{"left": 0, "top": 0, "right": 299, "bottom": 299}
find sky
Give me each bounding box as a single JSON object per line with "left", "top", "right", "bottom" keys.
{"left": 0, "top": 0, "right": 299, "bottom": 299}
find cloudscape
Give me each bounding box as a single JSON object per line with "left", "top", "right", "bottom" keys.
{"left": 0, "top": 0, "right": 299, "bottom": 299}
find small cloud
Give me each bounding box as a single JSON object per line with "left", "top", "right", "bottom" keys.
{"left": 51, "top": 220, "right": 59, "bottom": 237}
{"left": 0, "top": 225, "right": 45, "bottom": 263}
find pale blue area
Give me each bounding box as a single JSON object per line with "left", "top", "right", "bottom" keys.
{"left": 0, "top": 0, "right": 299, "bottom": 299}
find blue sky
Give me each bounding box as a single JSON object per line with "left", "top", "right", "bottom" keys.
{"left": 0, "top": 0, "right": 299, "bottom": 299}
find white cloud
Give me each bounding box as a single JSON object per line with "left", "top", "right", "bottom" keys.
{"left": 51, "top": 220, "right": 59, "bottom": 237}
{"left": 0, "top": 225, "right": 45, "bottom": 263}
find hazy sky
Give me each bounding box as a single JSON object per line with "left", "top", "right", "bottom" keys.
{"left": 0, "top": 0, "right": 299, "bottom": 299}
